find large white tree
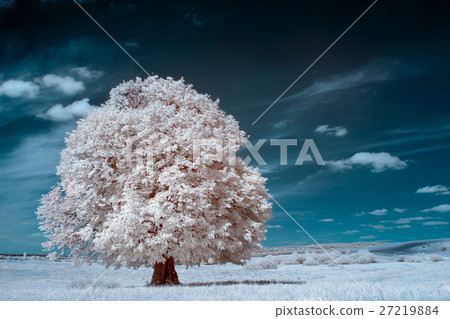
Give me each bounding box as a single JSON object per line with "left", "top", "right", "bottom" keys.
{"left": 37, "top": 76, "right": 272, "bottom": 285}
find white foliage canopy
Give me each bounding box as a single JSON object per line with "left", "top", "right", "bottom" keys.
{"left": 37, "top": 76, "right": 272, "bottom": 268}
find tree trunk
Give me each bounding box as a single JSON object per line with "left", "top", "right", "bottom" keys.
{"left": 150, "top": 256, "right": 180, "bottom": 285}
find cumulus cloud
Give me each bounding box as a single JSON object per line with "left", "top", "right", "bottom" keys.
{"left": 421, "top": 204, "right": 450, "bottom": 213}
{"left": 314, "top": 125, "right": 348, "bottom": 137}
{"left": 396, "top": 225, "right": 411, "bottom": 229}
{"left": 70, "top": 67, "right": 104, "bottom": 79}
{"left": 38, "top": 98, "right": 96, "bottom": 122}
{"left": 319, "top": 218, "right": 335, "bottom": 222}
{"left": 393, "top": 208, "right": 407, "bottom": 213}
{"left": 359, "top": 235, "right": 376, "bottom": 240}
{"left": 423, "top": 221, "right": 449, "bottom": 226}
{"left": 0, "top": 80, "right": 39, "bottom": 98}
{"left": 343, "top": 230, "right": 359, "bottom": 235}
{"left": 381, "top": 217, "right": 433, "bottom": 224}
{"left": 356, "top": 209, "right": 388, "bottom": 217}
{"left": 396, "top": 217, "right": 428, "bottom": 224}
{"left": 40, "top": 74, "right": 85, "bottom": 95}
{"left": 368, "top": 209, "right": 388, "bottom": 216}
{"left": 416, "top": 185, "right": 449, "bottom": 195}
{"left": 0, "top": 69, "right": 95, "bottom": 105}
{"left": 327, "top": 152, "right": 407, "bottom": 173}
{"left": 362, "top": 224, "right": 394, "bottom": 231}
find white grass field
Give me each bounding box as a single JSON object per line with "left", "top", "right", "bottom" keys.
{"left": 1, "top": 239, "right": 449, "bottom": 301}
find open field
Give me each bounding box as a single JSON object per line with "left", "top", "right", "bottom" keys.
{"left": 1, "top": 240, "right": 449, "bottom": 301}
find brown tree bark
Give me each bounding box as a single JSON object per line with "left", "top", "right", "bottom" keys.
{"left": 150, "top": 256, "right": 180, "bottom": 285}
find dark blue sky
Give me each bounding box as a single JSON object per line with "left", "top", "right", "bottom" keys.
{"left": 1, "top": 0, "right": 449, "bottom": 253}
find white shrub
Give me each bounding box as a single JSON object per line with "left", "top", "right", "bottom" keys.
{"left": 245, "top": 257, "right": 278, "bottom": 270}
{"left": 395, "top": 254, "right": 444, "bottom": 263}
{"left": 303, "top": 256, "right": 320, "bottom": 266}
{"left": 47, "top": 252, "right": 60, "bottom": 261}
{"left": 258, "top": 249, "right": 377, "bottom": 267}
{"left": 335, "top": 254, "right": 353, "bottom": 265}
{"left": 352, "top": 250, "right": 377, "bottom": 264}
{"left": 279, "top": 252, "right": 302, "bottom": 265}
{"left": 429, "top": 254, "right": 444, "bottom": 262}
{"left": 405, "top": 256, "right": 424, "bottom": 263}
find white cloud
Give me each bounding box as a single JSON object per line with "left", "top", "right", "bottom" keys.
{"left": 0, "top": 80, "right": 39, "bottom": 98}
{"left": 314, "top": 125, "right": 348, "bottom": 137}
{"left": 266, "top": 224, "right": 282, "bottom": 229}
{"left": 292, "top": 67, "right": 389, "bottom": 99}
{"left": 393, "top": 208, "right": 407, "bottom": 213}
{"left": 394, "top": 217, "right": 425, "bottom": 224}
{"left": 319, "top": 218, "right": 334, "bottom": 222}
{"left": 123, "top": 41, "right": 140, "bottom": 49}
{"left": 368, "top": 209, "right": 388, "bottom": 216}
{"left": 343, "top": 230, "right": 359, "bottom": 235}
{"left": 38, "top": 98, "right": 96, "bottom": 122}
{"left": 363, "top": 224, "right": 393, "bottom": 231}
{"left": 381, "top": 217, "right": 432, "bottom": 224}
{"left": 421, "top": 204, "right": 450, "bottom": 213}
{"left": 359, "top": 235, "right": 376, "bottom": 240}
{"left": 356, "top": 208, "right": 388, "bottom": 217}
{"left": 423, "top": 221, "right": 449, "bottom": 226}
{"left": 281, "top": 60, "right": 393, "bottom": 112}
{"left": 327, "top": 152, "right": 407, "bottom": 173}
{"left": 416, "top": 185, "right": 449, "bottom": 195}
{"left": 272, "top": 120, "right": 291, "bottom": 129}
{"left": 256, "top": 164, "right": 280, "bottom": 175}
{"left": 396, "top": 225, "right": 411, "bottom": 229}
{"left": 381, "top": 124, "right": 450, "bottom": 152}
{"left": 70, "top": 67, "right": 104, "bottom": 79}
{"left": 41, "top": 74, "right": 85, "bottom": 95}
